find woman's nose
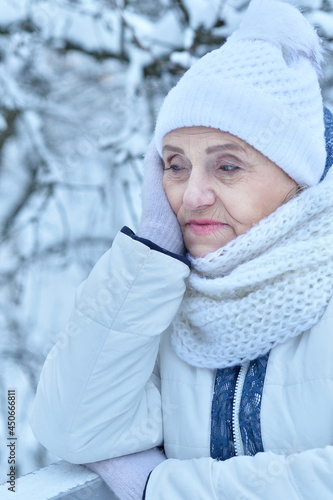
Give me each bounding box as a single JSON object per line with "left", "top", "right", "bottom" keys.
{"left": 182, "top": 171, "right": 216, "bottom": 210}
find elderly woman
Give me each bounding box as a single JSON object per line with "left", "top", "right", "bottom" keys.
{"left": 31, "top": 0, "right": 333, "bottom": 498}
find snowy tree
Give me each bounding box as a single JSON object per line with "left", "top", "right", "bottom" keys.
{"left": 0, "top": 0, "right": 332, "bottom": 481}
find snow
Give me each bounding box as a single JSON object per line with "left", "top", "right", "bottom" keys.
{"left": 170, "top": 50, "right": 197, "bottom": 68}
{"left": 57, "top": 12, "right": 121, "bottom": 54}
{"left": 124, "top": 10, "right": 184, "bottom": 55}
{"left": 307, "top": 11, "right": 333, "bottom": 39}
{"left": 0, "top": 461, "right": 98, "bottom": 500}
{"left": 126, "top": 47, "right": 153, "bottom": 97}
{"left": 183, "top": 0, "right": 223, "bottom": 30}
{"left": 0, "top": 0, "right": 28, "bottom": 24}
{"left": 282, "top": 0, "right": 322, "bottom": 8}
{"left": 213, "top": 3, "right": 244, "bottom": 38}
{"left": 0, "top": 24, "right": 145, "bottom": 482}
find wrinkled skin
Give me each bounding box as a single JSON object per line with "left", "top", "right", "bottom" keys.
{"left": 162, "top": 127, "right": 297, "bottom": 258}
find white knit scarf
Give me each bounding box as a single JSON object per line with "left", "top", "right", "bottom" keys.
{"left": 171, "top": 169, "right": 333, "bottom": 369}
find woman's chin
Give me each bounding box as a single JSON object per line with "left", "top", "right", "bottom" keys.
{"left": 184, "top": 233, "right": 235, "bottom": 258}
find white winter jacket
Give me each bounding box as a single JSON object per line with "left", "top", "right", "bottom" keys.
{"left": 31, "top": 229, "right": 333, "bottom": 499}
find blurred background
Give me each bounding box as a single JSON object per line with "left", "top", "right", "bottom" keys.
{"left": 0, "top": 0, "right": 332, "bottom": 482}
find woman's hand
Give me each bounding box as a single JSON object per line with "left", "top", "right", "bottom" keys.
{"left": 85, "top": 447, "right": 166, "bottom": 500}
{"left": 137, "top": 139, "right": 185, "bottom": 255}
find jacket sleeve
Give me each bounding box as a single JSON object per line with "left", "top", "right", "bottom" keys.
{"left": 30, "top": 229, "right": 190, "bottom": 464}
{"left": 144, "top": 447, "right": 333, "bottom": 499}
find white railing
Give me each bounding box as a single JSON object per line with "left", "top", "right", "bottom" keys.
{"left": 0, "top": 460, "right": 118, "bottom": 500}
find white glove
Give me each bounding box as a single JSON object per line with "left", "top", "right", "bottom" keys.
{"left": 137, "top": 139, "right": 185, "bottom": 255}
{"left": 85, "top": 447, "right": 166, "bottom": 500}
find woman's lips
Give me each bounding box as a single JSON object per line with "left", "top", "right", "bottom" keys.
{"left": 186, "top": 219, "right": 227, "bottom": 236}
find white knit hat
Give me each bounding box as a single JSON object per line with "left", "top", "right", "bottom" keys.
{"left": 154, "top": 0, "right": 326, "bottom": 186}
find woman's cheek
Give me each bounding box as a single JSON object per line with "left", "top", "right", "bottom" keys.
{"left": 163, "top": 178, "right": 183, "bottom": 215}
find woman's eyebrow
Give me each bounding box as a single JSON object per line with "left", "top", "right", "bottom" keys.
{"left": 162, "top": 143, "right": 245, "bottom": 155}
{"left": 205, "top": 144, "right": 245, "bottom": 154}
{"left": 162, "top": 145, "right": 184, "bottom": 154}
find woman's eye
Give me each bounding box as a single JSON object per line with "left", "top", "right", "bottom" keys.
{"left": 164, "top": 164, "right": 184, "bottom": 172}
{"left": 219, "top": 164, "right": 239, "bottom": 172}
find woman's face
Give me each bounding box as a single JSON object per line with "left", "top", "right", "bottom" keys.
{"left": 162, "top": 126, "right": 297, "bottom": 258}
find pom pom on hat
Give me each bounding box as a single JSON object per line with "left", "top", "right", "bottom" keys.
{"left": 232, "top": 0, "right": 324, "bottom": 76}
{"left": 154, "top": 0, "right": 326, "bottom": 186}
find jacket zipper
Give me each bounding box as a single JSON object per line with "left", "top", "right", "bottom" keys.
{"left": 232, "top": 361, "right": 250, "bottom": 456}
